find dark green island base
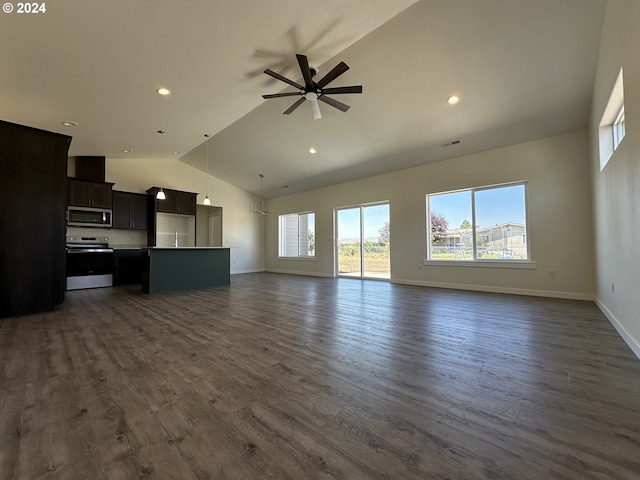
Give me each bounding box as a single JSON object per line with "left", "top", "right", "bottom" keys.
{"left": 142, "top": 248, "right": 230, "bottom": 294}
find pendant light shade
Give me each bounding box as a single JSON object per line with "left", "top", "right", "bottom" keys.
{"left": 157, "top": 130, "right": 166, "bottom": 200}
{"left": 203, "top": 133, "right": 211, "bottom": 205}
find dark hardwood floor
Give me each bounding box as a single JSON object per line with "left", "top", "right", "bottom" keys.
{"left": 1, "top": 272, "right": 639, "bottom": 479}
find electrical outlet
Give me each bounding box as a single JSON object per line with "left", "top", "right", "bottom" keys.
{"left": 548, "top": 269, "right": 555, "bottom": 278}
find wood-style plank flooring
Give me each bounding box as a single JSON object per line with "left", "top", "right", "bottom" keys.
{"left": 1, "top": 272, "right": 640, "bottom": 479}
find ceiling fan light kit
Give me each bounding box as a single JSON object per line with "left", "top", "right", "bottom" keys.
{"left": 262, "top": 53, "right": 362, "bottom": 120}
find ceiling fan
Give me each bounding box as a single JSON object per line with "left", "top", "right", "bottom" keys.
{"left": 262, "top": 54, "right": 362, "bottom": 120}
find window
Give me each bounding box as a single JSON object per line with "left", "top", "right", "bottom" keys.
{"left": 278, "top": 212, "right": 315, "bottom": 258}
{"left": 613, "top": 106, "right": 625, "bottom": 149}
{"left": 599, "top": 68, "right": 625, "bottom": 170}
{"left": 427, "top": 182, "right": 529, "bottom": 262}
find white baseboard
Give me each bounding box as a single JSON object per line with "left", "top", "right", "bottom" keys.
{"left": 265, "top": 268, "right": 333, "bottom": 278}
{"left": 391, "top": 278, "right": 594, "bottom": 301}
{"left": 595, "top": 298, "right": 640, "bottom": 360}
{"left": 231, "top": 268, "right": 266, "bottom": 275}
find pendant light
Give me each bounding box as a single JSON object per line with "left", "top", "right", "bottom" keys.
{"left": 156, "top": 130, "right": 166, "bottom": 200}
{"left": 250, "top": 174, "right": 273, "bottom": 214}
{"left": 203, "top": 133, "right": 211, "bottom": 205}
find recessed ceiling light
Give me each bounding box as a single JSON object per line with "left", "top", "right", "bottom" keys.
{"left": 156, "top": 87, "right": 171, "bottom": 96}
{"left": 122, "top": 149, "right": 132, "bottom": 153}
{"left": 308, "top": 147, "right": 317, "bottom": 154}
{"left": 447, "top": 95, "right": 460, "bottom": 105}
{"left": 62, "top": 121, "right": 78, "bottom": 127}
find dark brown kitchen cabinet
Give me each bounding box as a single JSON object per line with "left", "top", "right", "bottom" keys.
{"left": 146, "top": 187, "right": 197, "bottom": 215}
{"left": 112, "top": 191, "right": 149, "bottom": 230}
{"left": 145, "top": 187, "right": 198, "bottom": 246}
{"left": 113, "top": 249, "right": 144, "bottom": 285}
{"left": 1, "top": 120, "right": 71, "bottom": 318}
{"left": 68, "top": 178, "right": 114, "bottom": 208}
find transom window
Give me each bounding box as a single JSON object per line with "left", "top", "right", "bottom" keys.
{"left": 599, "top": 68, "right": 625, "bottom": 171}
{"left": 613, "top": 106, "right": 625, "bottom": 150}
{"left": 427, "top": 183, "right": 529, "bottom": 262}
{"left": 278, "top": 212, "right": 315, "bottom": 258}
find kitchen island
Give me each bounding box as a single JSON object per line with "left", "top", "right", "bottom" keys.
{"left": 142, "top": 247, "right": 230, "bottom": 294}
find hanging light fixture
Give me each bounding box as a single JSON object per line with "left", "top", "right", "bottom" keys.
{"left": 203, "top": 134, "right": 211, "bottom": 205}
{"left": 250, "top": 174, "right": 273, "bottom": 214}
{"left": 156, "top": 130, "right": 166, "bottom": 200}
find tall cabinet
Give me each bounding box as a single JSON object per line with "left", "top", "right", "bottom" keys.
{"left": 0, "top": 120, "right": 71, "bottom": 318}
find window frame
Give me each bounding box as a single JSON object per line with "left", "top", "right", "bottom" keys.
{"left": 613, "top": 105, "right": 625, "bottom": 150}
{"left": 599, "top": 68, "right": 625, "bottom": 171}
{"left": 278, "top": 211, "right": 316, "bottom": 259}
{"left": 425, "top": 182, "right": 534, "bottom": 268}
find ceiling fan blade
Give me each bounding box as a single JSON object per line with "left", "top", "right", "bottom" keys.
{"left": 296, "top": 54, "right": 314, "bottom": 88}
{"left": 320, "top": 85, "right": 362, "bottom": 95}
{"left": 262, "top": 92, "right": 302, "bottom": 99}
{"left": 316, "top": 61, "right": 349, "bottom": 88}
{"left": 308, "top": 98, "right": 322, "bottom": 120}
{"left": 264, "top": 69, "right": 303, "bottom": 89}
{"left": 283, "top": 97, "right": 306, "bottom": 115}
{"left": 318, "top": 95, "right": 350, "bottom": 112}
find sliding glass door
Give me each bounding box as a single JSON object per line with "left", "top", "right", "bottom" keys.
{"left": 336, "top": 203, "right": 390, "bottom": 279}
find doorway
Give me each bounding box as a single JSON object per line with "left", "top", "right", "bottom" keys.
{"left": 196, "top": 205, "right": 223, "bottom": 247}
{"left": 336, "top": 202, "right": 390, "bottom": 279}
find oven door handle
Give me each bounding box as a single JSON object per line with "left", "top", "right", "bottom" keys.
{"left": 67, "top": 248, "right": 114, "bottom": 254}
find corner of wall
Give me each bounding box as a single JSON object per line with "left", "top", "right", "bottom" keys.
{"left": 595, "top": 297, "right": 640, "bottom": 360}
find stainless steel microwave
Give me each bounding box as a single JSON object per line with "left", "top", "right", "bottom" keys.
{"left": 67, "top": 206, "right": 112, "bottom": 228}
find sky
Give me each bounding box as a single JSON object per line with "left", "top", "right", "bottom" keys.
{"left": 337, "top": 204, "right": 389, "bottom": 240}
{"left": 332, "top": 184, "right": 524, "bottom": 241}
{"left": 429, "top": 184, "right": 526, "bottom": 229}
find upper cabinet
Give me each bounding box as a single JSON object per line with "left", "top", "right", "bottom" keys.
{"left": 145, "top": 187, "right": 198, "bottom": 247}
{"left": 68, "top": 178, "right": 114, "bottom": 208}
{"left": 112, "top": 191, "right": 149, "bottom": 230}
{"left": 146, "top": 187, "right": 197, "bottom": 215}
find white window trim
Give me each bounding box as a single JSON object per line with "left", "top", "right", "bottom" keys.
{"left": 277, "top": 256, "right": 317, "bottom": 261}
{"left": 278, "top": 211, "right": 316, "bottom": 259}
{"left": 599, "top": 68, "right": 625, "bottom": 171}
{"left": 426, "top": 181, "right": 531, "bottom": 265}
{"left": 613, "top": 105, "right": 625, "bottom": 149}
{"left": 424, "top": 259, "right": 536, "bottom": 269}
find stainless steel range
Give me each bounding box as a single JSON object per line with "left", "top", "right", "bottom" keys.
{"left": 65, "top": 236, "right": 114, "bottom": 290}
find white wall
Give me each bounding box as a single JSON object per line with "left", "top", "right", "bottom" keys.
{"left": 104, "top": 157, "right": 265, "bottom": 274}
{"left": 266, "top": 130, "right": 594, "bottom": 299}
{"left": 589, "top": 0, "right": 640, "bottom": 358}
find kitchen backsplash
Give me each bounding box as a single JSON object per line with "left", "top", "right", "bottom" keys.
{"left": 67, "top": 227, "right": 147, "bottom": 247}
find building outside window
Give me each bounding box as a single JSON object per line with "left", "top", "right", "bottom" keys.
{"left": 279, "top": 212, "right": 315, "bottom": 258}
{"left": 427, "top": 182, "right": 529, "bottom": 262}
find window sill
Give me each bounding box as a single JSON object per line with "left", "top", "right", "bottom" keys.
{"left": 277, "top": 256, "right": 317, "bottom": 261}
{"left": 423, "top": 259, "right": 536, "bottom": 269}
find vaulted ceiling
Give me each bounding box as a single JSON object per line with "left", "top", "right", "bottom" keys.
{"left": 1, "top": 0, "right": 607, "bottom": 198}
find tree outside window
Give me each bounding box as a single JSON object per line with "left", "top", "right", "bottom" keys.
{"left": 427, "top": 183, "right": 528, "bottom": 261}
